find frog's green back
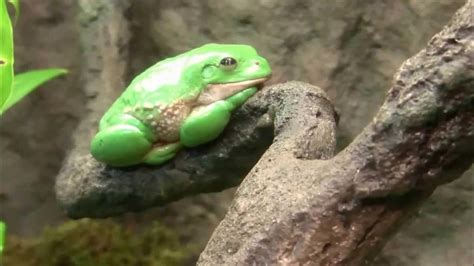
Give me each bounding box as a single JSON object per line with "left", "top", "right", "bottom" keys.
{"left": 99, "top": 53, "right": 201, "bottom": 129}
{"left": 99, "top": 43, "right": 271, "bottom": 130}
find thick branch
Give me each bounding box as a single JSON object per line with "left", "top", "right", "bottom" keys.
{"left": 198, "top": 1, "right": 473, "bottom": 265}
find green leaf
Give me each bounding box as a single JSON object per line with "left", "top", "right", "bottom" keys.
{"left": 7, "top": 0, "right": 19, "bottom": 20}
{"left": 0, "top": 0, "right": 14, "bottom": 109}
{"left": 0, "top": 220, "right": 5, "bottom": 255}
{"left": 1, "top": 68, "right": 68, "bottom": 113}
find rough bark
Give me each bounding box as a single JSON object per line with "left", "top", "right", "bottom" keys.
{"left": 198, "top": 1, "right": 473, "bottom": 265}
{"left": 55, "top": 1, "right": 473, "bottom": 265}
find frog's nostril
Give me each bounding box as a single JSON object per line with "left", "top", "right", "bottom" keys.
{"left": 255, "top": 61, "right": 260, "bottom": 66}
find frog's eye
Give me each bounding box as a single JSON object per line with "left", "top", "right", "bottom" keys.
{"left": 219, "top": 57, "right": 237, "bottom": 70}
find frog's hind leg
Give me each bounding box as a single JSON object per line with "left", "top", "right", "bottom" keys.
{"left": 91, "top": 114, "right": 183, "bottom": 167}
{"left": 91, "top": 123, "right": 153, "bottom": 167}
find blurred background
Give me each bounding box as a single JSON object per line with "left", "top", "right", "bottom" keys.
{"left": 0, "top": 0, "right": 471, "bottom": 265}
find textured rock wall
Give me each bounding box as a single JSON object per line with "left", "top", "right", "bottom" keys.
{"left": 0, "top": 0, "right": 470, "bottom": 265}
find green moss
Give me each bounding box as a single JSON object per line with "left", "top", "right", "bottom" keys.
{"left": 3, "top": 219, "right": 194, "bottom": 266}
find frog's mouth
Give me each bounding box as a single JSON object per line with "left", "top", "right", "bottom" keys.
{"left": 197, "top": 77, "right": 270, "bottom": 105}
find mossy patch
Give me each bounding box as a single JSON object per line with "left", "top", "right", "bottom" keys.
{"left": 3, "top": 219, "right": 195, "bottom": 266}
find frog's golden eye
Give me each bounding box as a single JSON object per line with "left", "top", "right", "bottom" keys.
{"left": 219, "top": 57, "right": 237, "bottom": 70}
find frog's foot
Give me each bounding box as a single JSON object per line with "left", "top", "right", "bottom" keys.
{"left": 91, "top": 124, "right": 153, "bottom": 167}
{"left": 143, "top": 142, "right": 183, "bottom": 165}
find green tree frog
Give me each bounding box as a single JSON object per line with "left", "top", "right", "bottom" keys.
{"left": 90, "top": 43, "right": 272, "bottom": 167}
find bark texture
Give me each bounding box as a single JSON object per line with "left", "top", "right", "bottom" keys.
{"left": 198, "top": 2, "right": 473, "bottom": 264}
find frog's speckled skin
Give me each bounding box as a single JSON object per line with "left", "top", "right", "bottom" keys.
{"left": 90, "top": 44, "right": 272, "bottom": 167}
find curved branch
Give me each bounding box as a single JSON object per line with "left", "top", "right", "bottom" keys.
{"left": 198, "top": 1, "right": 473, "bottom": 265}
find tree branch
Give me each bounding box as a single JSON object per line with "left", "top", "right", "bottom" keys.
{"left": 198, "top": 1, "right": 473, "bottom": 264}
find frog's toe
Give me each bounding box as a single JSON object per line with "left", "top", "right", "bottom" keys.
{"left": 91, "top": 125, "right": 151, "bottom": 167}
{"left": 143, "top": 142, "right": 182, "bottom": 165}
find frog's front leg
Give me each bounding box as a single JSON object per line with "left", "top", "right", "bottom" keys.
{"left": 91, "top": 114, "right": 182, "bottom": 167}
{"left": 180, "top": 87, "right": 257, "bottom": 147}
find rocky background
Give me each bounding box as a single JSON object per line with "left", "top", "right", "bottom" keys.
{"left": 0, "top": 0, "right": 471, "bottom": 265}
